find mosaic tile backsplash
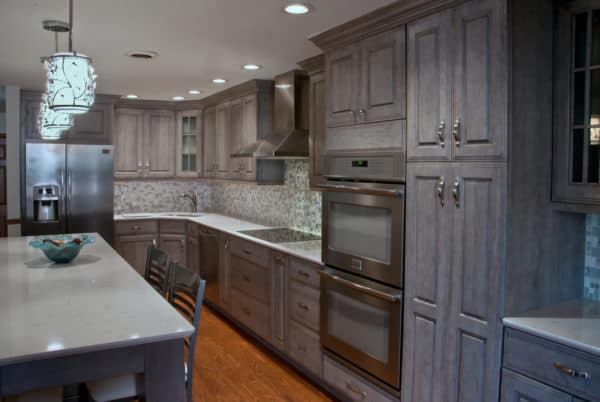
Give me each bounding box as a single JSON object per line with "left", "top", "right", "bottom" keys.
{"left": 585, "top": 214, "right": 600, "bottom": 300}
{"left": 114, "top": 160, "right": 322, "bottom": 234}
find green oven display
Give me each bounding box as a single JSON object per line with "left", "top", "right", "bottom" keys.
{"left": 352, "top": 160, "right": 369, "bottom": 168}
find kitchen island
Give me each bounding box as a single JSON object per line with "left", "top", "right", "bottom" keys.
{"left": 0, "top": 234, "right": 193, "bottom": 401}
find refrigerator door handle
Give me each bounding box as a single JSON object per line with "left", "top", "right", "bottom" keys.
{"left": 67, "top": 168, "right": 73, "bottom": 204}
{"left": 59, "top": 168, "right": 66, "bottom": 215}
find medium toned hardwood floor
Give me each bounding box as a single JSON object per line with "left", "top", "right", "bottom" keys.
{"left": 191, "top": 306, "right": 335, "bottom": 402}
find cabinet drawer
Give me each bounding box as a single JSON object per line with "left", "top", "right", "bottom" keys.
{"left": 290, "top": 257, "right": 321, "bottom": 289}
{"left": 290, "top": 281, "right": 319, "bottom": 332}
{"left": 231, "top": 288, "right": 269, "bottom": 340}
{"left": 504, "top": 328, "right": 600, "bottom": 401}
{"left": 323, "top": 354, "right": 396, "bottom": 402}
{"left": 230, "top": 237, "right": 270, "bottom": 267}
{"left": 115, "top": 220, "right": 157, "bottom": 235}
{"left": 289, "top": 320, "right": 322, "bottom": 378}
{"left": 230, "top": 254, "right": 269, "bottom": 303}
{"left": 159, "top": 220, "right": 186, "bottom": 234}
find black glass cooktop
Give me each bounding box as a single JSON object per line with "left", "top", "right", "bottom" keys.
{"left": 238, "top": 228, "right": 321, "bottom": 244}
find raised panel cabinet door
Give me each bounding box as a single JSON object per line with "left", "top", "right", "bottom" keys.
{"left": 241, "top": 94, "right": 258, "bottom": 180}
{"left": 229, "top": 98, "right": 245, "bottom": 180}
{"left": 68, "top": 102, "right": 113, "bottom": 144}
{"left": 114, "top": 109, "right": 145, "bottom": 178}
{"left": 203, "top": 106, "right": 217, "bottom": 179}
{"left": 219, "top": 235, "right": 232, "bottom": 312}
{"left": 145, "top": 110, "right": 175, "bottom": 178}
{"left": 186, "top": 235, "right": 199, "bottom": 275}
{"left": 159, "top": 234, "right": 186, "bottom": 266}
{"left": 451, "top": 0, "right": 506, "bottom": 160}
{"left": 359, "top": 27, "right": 406, "bottom": 123}
{"left": 325, "top": 44, "right": 360, "bottom": 127}
{"left": 309, "top": 71, "right": 326, "bottom": 186}
{"left": 407, "top": 10, "right": 452, "bottom": 161}
{"left": 270, "top": 252, "right": 289, "bottom": 352}
{"left": 445, "top": 163, "right": 506, "bottom": 402}
{"left": 500, "top": 369, "right": 573, "bottom": 402}
{"left": 402, "top": 163, "right": 451, "bottom": 402}
{"left": 216, "top": 102, "right": 230, "bottom": 178}
{"left": 115, "top": 234, "right": 156, "bottom": 275}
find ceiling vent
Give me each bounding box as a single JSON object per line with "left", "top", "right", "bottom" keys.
{"left": 125, "top": 50, "right": 159, "bottom": 60}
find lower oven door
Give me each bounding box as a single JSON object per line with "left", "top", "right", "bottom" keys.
{"left": 319, "top": 267, "right": 403, "bottom": 389}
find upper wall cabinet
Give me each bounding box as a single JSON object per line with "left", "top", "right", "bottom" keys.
{"left": 176, "top": 110, "right": 202, "bottom": 178}
{"left": 325, "top": 27, "right": 406, "bottom": 128}
{"left": 553, "top": 0, "right": 600, "bottom": 207}
{"left": 407, "top": 0, "right": 506, "bottom": 162}
{"left": 203, "top": 106, "right": 217, "bottom": 179}
{"left": 114, "top": 108, "right": 175, "bottom": 179}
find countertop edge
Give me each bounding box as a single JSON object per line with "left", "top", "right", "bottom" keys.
{"left": 114, "top": 213, "right": 323, "bottom": 265}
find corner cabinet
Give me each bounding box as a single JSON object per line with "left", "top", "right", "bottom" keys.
{"left": 553, "top": 0, "right": 600, "bottom": 207}
{"left": 325, "top": 26, "right": 406, "bottom": 127}
{"left": 114, "top": 108, "right": 175, "bottom": 179}
{"left": 176, "top": 110, "right": 202, "bottom": 178}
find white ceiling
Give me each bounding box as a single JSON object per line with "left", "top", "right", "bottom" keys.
{"left": 0, "top": 0, "right": 395, "bottom": 100}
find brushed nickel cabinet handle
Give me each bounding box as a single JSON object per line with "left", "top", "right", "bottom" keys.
{"left": 345, "top": 382, "right": 367, "bottom": 400}
{"left": 452, "top": 118, "right": 461, "bottom": 146}
{"left": 553, "top": 362, "right": 591, "bottom": 381}
{"left": 224, "top": 241, "right": 229, "bottom": 249}
{"left": 437, "top": 120, "right": 446, "bottom": 147}
{"left": 152, "top": 239, "right": 157, "bottom": 247}
{"left": 243, "top": 249, "right": 252, "bottom": 255}
{"left": 137, "top": 162, "right": 142, "bottom": 173}
{"left": 180, "top": 239, "right": 185, "bottom": 247}
{"left": 436, "top": 176, "right": 445, "bottom": 206}
{"left": 297, "top": 302, "right": 309, "bottom": 311}
{"left": 358, "top": 109, "right": 366, "bottom": 119}
{"left": 452, "top": 177, "right": 460, "bottom": 208}
{"left": 130, "top": 225, "right": 141, "bottom": 232}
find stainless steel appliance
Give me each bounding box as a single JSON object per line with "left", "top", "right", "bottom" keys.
{"left": 23, "top": 143, "right": 114, "bottom": 244}
{"left": 319, "top": 150, "right": 405, "bottom": 393}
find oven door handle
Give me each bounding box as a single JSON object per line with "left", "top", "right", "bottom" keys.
{"left": 319, "top": 270, "right": 402, "bottom": 303}
{"left": 316, "top": 183, "right": 404, "bottom": 197}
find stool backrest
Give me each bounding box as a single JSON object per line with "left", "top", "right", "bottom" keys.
{"left": 144, "top": 245, "right": 171, "bottom": 296}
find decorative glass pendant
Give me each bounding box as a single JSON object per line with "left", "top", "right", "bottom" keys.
{"left": 39, "top": 93, "right": 73, "bottom": 131}
{"left": 46, "top": 52, "right": 96, "bottom": 114}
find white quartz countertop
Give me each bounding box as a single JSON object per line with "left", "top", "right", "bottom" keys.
{"left": 114, "top": 212, "right": 323, "bottom": 265}
{"left": 503, "top": 299, "right": 600, "bottom": 357}
{"left": 0, "top": 235, "right": 194, "bottom": 366}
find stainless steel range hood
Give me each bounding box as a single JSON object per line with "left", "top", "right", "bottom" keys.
{"left": 232, "top": 70, "right": 309, "bottom": 159}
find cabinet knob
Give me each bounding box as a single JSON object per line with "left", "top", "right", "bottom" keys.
{"left": 180, "top": 239, "right": 185, "bottom": 247}
{"left": 130, "top": 225, "right": 141, "bottom": 232}
{"left": 345, "top": 382, "right": 367, "bottom": 400}
{"left": 358, "top": 109, "right": 366, "bottom": 119}
{"left": 436, "top": 176, "right": 445, "bottom": 206}
{"left": 452, "top": 119, "right": 461, "bottom": 146}
{"left": 437, "top": 120, "right": 446, "bottom": 147}
{"left": 152, "top": 239, "right": 157, "bottom": 247}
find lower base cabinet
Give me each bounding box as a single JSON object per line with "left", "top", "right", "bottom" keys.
{"left": 289, "top": 320, "right": 322, "bottom": 377}
{"left": 501, "top": 369, "right": 573, "bottom": 402}
{"left": 230, "top": 288, "right": 270, "bottom": 340}
{"left": 115, "top": 234, "right": 156, "bottom": 275}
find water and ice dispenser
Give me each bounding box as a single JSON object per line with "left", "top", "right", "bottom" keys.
{"left": 33, "top": 185, "right": 60, "bottom": 222}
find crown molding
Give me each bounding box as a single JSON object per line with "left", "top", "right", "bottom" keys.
{"left": 297, "top": 54, "right": 325, "bottom": 75}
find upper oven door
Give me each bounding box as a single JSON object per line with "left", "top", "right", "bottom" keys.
{"left": 320, "top": 181, "right": 405, "bottom": 288}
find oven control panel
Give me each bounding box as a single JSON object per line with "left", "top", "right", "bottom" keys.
{"left": 324, "top": 151, "right": 405, "bottom": 182}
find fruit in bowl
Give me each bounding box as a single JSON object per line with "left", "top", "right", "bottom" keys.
{"left": 29, "top": 234, "right": 95, "bottom": 264}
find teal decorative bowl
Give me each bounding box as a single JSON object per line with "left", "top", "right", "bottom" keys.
{"left": 29, "top": 234, "right": 95, "bottom": 264}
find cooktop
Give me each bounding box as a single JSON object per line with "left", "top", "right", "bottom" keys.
{"left": 238, "top": 228, "right": 321, "bottom": 244}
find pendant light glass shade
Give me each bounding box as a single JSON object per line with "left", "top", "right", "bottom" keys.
{"left": 38, "top": 93, "right": 72, "bottom": 140}
{"left": 46, "top": 52, "right": 96, "bottom": 114}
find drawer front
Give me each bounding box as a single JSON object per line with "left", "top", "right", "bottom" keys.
{"left": 115, "top": 220, "right": 157, "bottom": 235}
{"left": 231, "top": 288, "right": 269, "bottom": 340}
{"left": 290, "top": 281, "right": 320, "bottom": 331}
{"left": 504, "top": 328, "right": 600, "bottom": 401}
{"left": 186, "top": 222, "right": 200, "bottom": 237}
{"left": 159, "top": 220, "right": 186, "bottom": 234}
{"left": 290, "top": 257, "right": 321, "bottom": 288}
{"left": 230, "top": 254, "right": 269, "bottom": 303}
{"left": 230, "top": 237, "right": 270, "bottom": 267}
{"left": 289, "top": 320, "right": 322, "bottom": 378}
{"left": 323, "top": 354, "right": 397, "bottom": 402}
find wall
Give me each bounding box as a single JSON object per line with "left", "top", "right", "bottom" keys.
{"left": 114, "top": 160, "right": 322, "bottom": 234}
{"left": 585, "top": 214, "right": 600, "bottom": 300}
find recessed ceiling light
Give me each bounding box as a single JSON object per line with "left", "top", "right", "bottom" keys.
{"left": 173, "top": 96, "right": 185, "bottom": 101}
{"left": 243, "top": 64, "right": 262, "bottom": 71}
{"left": 123, "top": 94, "right": 138, "bottom": 99}
{"left": 188, "top": 89, "right": 201, "bottom": 95}
{"left": 213, "top": 78, "right": 227, "bottom": 84}
{"left": 125, "top": 50, "right": 160, "bottom": 60}
{"left": 284, "top": 3, "right": 313, "bottom": 15}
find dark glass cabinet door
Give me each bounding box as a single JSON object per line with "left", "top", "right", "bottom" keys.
{"left": 554, "top": 0, "right": 600, "bottom": 204}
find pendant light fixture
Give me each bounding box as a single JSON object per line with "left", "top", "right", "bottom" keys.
{"left": 46, "top": 0, "right": 96, "bottom": 114}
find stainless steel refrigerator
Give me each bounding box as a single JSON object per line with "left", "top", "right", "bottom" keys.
{"left": 23, "top": 143, "right": 114, "bottom": 245}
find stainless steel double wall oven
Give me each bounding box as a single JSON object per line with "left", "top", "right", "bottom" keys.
{"left": 319, "top": 151, "right": 405, "bottom": 392}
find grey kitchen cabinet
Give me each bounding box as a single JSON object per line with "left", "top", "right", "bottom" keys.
{"left": 159, "top": 233, "right": 186, "bottom": 266}
{"left": 270, "top": 251, "right": 289, "bottom": 352}
{"left": 114, "top": 108, "right": 145, "bottom": 179}
{"left": 402, "top": 162, "right": 506, "bottom": 402}
{"left": 145, "top": 109, "right": 176, "bottom": 178}
{"left": 218, "top": 234, "right": 232, "bottom": 312}
{"left": 115, "top": 234, "right": 156, "bottom": 275}
{"left": 186, "top": 224, "right": 200, "bottom": 275}
{"left": 407, "top": 0, "right": 506, "bottom": 162}
{"left": 228, "top": 98, "right": 245, "bottom": 180}
{"left": 240, "top": 94, "right": 258, "bottom": 181}
{"left": 325, "top": 44, "right": 360, "bottom": 127}
{"left": 553, "top": 0, "right": 600, "bottom": 207}
{"left": 202, "top": 106, "right": 217, "bottom": 179}
{"left": 215, "top": 102, "right": 230, "bottom": 179}
{"left": 176, "top": 110, "right": 202, "bottom": 178}
{"left": 198, "top": 225, "right": 220, "bottom": 306}
{"left": 501, "top": 369, "right": 573, "bottom": 402}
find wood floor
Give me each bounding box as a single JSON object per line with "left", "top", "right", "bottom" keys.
{"left": 191, "top": 306, "right": 335, "bottom": 402}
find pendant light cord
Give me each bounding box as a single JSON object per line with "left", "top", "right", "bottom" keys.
{"left": 68, "top": 0, "right": 73, "bottom": 52}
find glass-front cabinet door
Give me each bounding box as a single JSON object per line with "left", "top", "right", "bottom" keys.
{"left": 176, "top": 110, "right": 202, "bottom": 177}
{"left": 554, "top": 1, "right": 600, "bottom": 205}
